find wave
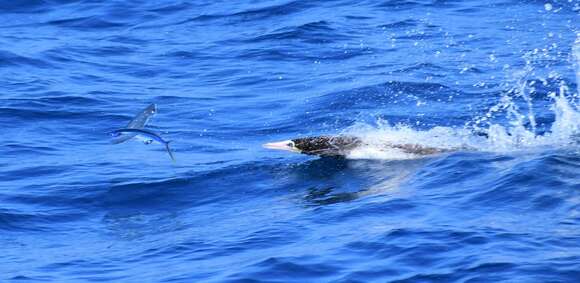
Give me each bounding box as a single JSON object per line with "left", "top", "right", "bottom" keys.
{"left": 246, "top": 21, "right": 351, "bottom": 44}
{"left": 47, "top": 16, "right": 126, "bottom": 30}
{"left": 0, "top": 50, "right": 50, "bottom": 68}
{"left": 186, "top": 0, "right": 311, "bottom": 24}
{"left": 0, "top": 0, "right": 52, "bottom": 13}
{"left": 377, "top": 19, "right": 419, "bottom": 29}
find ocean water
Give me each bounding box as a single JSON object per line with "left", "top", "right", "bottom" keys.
{"left": 1, "top": 0, "right": 579, "bottom": 282}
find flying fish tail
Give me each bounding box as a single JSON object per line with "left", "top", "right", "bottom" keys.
{"left": 165, "top": 141, "right": 176, "bottom": 162}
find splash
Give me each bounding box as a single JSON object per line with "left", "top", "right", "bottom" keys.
{"left": 575, "top": 33, "right": 580, "bottom": 96}
{"left": 344, "top": 39, "right": 580, "bottom": 160}
{"left": 343, "top": 122, "right": 481, "bottom": 160}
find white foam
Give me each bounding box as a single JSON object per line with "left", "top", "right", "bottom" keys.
{"left": 342, "top": 122, "right": 485, "bottom": 160}
{"left": 574, "top": 33, "right": 580, "bottom": 96}
{"left": 340, "top": 40, "right": 580, "bottom": 160}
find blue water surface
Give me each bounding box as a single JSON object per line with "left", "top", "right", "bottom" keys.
{"left": 1, "top": 0, "right": 579, "bottom": 282}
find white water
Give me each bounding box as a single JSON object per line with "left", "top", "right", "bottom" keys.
{"left": 345, "top": 38, "right": 580, "bottom": 160}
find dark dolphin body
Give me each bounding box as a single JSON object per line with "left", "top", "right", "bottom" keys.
{"left": 263, "top": 136, "right": 456, "bottom": 158}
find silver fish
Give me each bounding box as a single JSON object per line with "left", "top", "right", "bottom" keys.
{"left": 111, "top": 103, "right": 157, "bottom": 145}
{"left": 111, "top": 128, "right": 175, "bottom": 162}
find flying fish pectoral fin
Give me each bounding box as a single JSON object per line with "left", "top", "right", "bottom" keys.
{"left": 127, "top": 103, "right": 157, "bottom": 129}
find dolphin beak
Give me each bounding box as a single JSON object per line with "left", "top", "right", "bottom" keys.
{"left": 263, "top": 140, "right": 300, "bottom": 153}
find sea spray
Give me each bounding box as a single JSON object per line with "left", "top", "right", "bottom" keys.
{"left": 573, "top": 33, "right": 580, "bottom": 96}
{"left": 342, "top": 43, "right": 580, "bottom": 160}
